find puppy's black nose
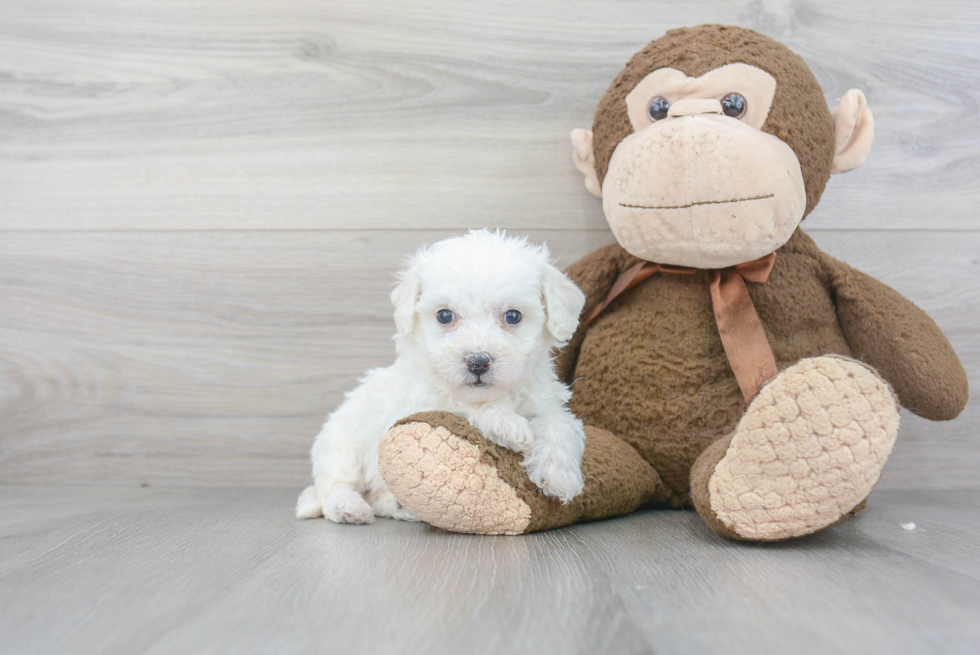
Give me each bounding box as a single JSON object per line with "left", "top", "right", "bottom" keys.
{"left": 465, "top": 352, "right": 492, "bottom": 376}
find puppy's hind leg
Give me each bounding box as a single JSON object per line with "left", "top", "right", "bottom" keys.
{"left": 312, "top": 442, "right": 374, "bottom": 525}
{"left": 295, "top": 486, "right": 323, "bottom": 519}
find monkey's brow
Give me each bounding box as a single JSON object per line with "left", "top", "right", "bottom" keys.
{"left": 620, "top": 193, "right": 775, "bottom": 210}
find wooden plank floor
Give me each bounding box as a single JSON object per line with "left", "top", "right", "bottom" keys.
{"left": 1, "top": 485, "right": 978, "bottom": 655}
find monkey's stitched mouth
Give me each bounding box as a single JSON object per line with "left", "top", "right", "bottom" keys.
{"left": 620, "top": 193, "right": 775, "bottom": 210}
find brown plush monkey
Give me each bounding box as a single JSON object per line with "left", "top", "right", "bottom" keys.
{"left": 377, "top": 25, "right": 968, "bottom": 541}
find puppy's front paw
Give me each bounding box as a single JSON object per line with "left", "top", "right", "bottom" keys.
{"left": 485, "top": 412, "right": 534, "bottom": 455}
{"left": 523, "top": 442, "right": 585, "bottom": 504}
{"left": 324, "top": 489, "right": 374, "bottom": 525}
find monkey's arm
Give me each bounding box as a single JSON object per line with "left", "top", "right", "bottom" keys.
{"left": 555, "top": 244, "right": 633, "bottom": 383}
{"left": 826, "top": 255, "right": 968, "bottom": 420}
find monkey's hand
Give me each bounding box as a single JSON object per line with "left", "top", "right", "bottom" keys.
{"left": 828, "top": 256, "right": 968, "bottom": 421}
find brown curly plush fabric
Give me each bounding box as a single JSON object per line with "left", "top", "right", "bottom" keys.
{"left": 592, "top": 24, "right": 835, "bottom": 217}
{"left": 831, "top": 259, "right": 970, "bottom": 419}
{"left": 559, "top": 228, "right": 968, "bottom": 503}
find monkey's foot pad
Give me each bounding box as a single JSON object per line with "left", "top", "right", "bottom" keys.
{"left": 379, "top": 421, "right": 532, "bottom": 535}
{"left": 709, "top": 356, "right": 900, "bottom": 541}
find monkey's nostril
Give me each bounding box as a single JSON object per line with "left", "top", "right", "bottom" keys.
{"left": 465, "top": 352, "right": 492, "bottom": 375}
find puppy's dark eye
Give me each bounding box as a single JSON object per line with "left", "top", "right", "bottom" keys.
{"left": 647, "top": 96, "right": 670, "bottom": 121}
{"left": 721, "top": 93, "right": 747, "bottom": 119}
{"left": 437, "top": 309, "right": 455, "bottom": 324}
{"left": 504, "top": 310, "right": 522, "bottom": 325}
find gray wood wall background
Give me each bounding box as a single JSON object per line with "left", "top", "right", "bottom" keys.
{"left": 1, "top": 0, "right": 977, "bottom": 490}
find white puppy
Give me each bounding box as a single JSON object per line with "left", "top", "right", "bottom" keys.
{"left": 296, "top": 229, "right": 587, "bottom": 524}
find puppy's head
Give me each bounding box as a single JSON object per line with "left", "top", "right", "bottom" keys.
{"left": 391, "top": 229, "right": 585, "bottom": 403}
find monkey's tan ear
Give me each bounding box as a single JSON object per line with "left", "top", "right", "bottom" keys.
{"left": 571, "top": 129, "right": 602, "bottom": 197}
{"left": 830, "top": 89, "right": 874, "bottom": 174}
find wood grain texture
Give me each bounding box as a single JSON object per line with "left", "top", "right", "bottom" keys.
{"left": 0, "top": 0, "right": 978, "bottom": 231}
{"left": 0, "top": 229, "right": 975, "bottom": 489}
{"left": 0, "top": 1, "right": 977, "bottom": 490}
{"left": 0, "top": 486, "right": 978, "bottom": 655}
{"left": 0, "top": 228, "right": 615, "bottom": 486}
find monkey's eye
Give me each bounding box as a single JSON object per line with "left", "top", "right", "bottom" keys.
{"left": 647, "top": 96, "right": 670, "bottom": 121}
{"left": 503, "top": 310, "right": 522, "bottom": 325}
{"left": 437, "top": 309, "right": 455, "bottom": 324}
{"left": 721, "top": 93, "right": 747, "bottom": 119}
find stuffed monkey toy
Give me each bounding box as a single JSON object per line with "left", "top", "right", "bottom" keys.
{"left": 376, "top": 25, "right": 968, "bottom": 541}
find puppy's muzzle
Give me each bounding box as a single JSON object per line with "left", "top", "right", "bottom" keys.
{"left": 465, "top": 352, "right": 492, "bottom": 377}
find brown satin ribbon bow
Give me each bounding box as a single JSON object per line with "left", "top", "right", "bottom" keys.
{"left": 585, "top": 253, "right": 778, "bottom": 402}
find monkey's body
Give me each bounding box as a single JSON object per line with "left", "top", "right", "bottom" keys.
{"left": 374, "top": 25, "right": 968, "bottom": 541}
{"left": 564, "top": 230, "right": 855, "bottom": 501}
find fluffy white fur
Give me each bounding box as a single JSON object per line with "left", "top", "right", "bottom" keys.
{"left": 296, "top": 229, "right": 587, "bottom": 524}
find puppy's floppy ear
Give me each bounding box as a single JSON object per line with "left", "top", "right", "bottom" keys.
{"left": 391, "top": 265, "right": 422, "bottom": 335}
{"left": 542, "top": 264, "right": 586, "bottom": 343}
